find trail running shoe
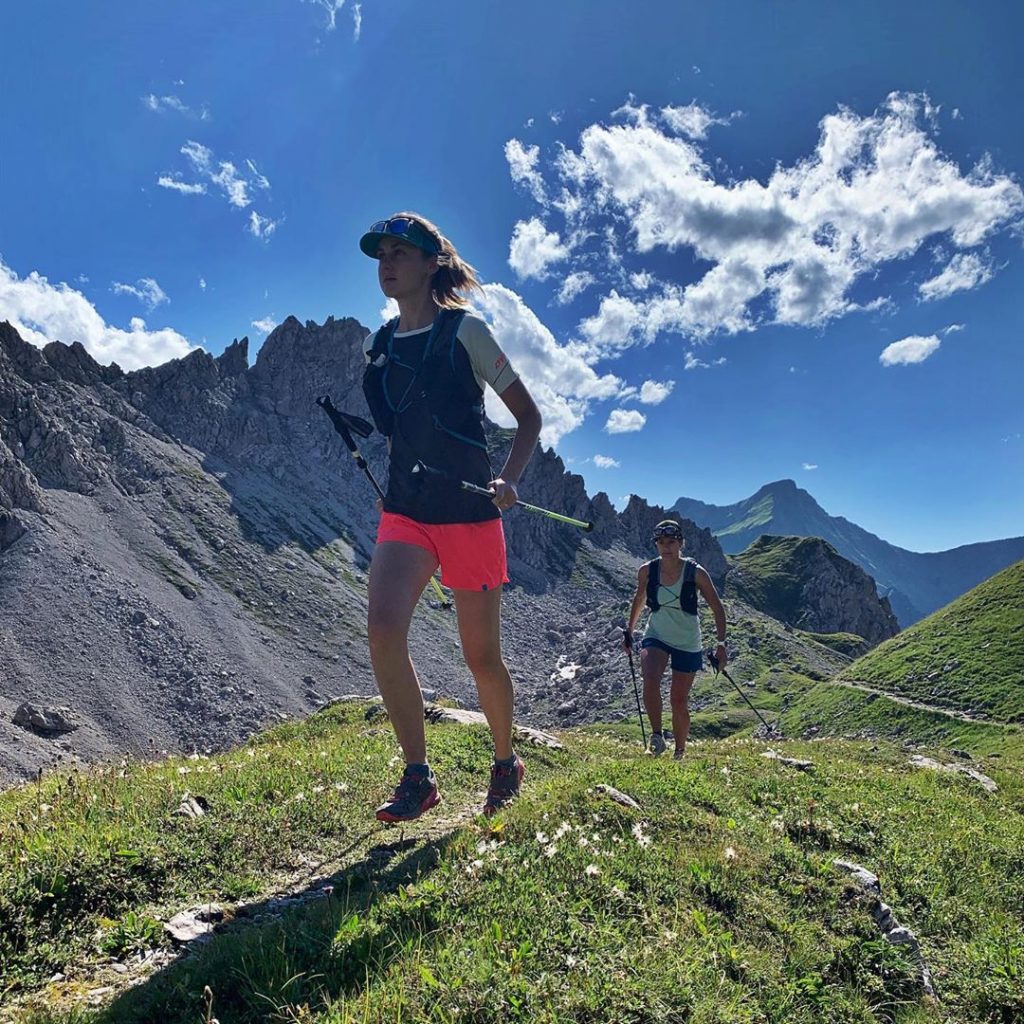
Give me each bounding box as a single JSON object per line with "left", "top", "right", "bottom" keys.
{"left": 483, "top": 755, "right": 525, "bottom": 817}
{"left": 649, "top": 732, "right": 667, "bottom": 756}
{"left": 672, "top": 748, "right": 686, "bottom": 761}
{"left": 375, "top": 770, "right": 441, "bottom": 823}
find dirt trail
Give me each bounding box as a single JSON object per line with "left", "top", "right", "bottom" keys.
{"left": 832, "top": 679, "right": 1004, "bottom": 726}
{"left": 2, "top": 794, "right": 486, "bottom": 1022}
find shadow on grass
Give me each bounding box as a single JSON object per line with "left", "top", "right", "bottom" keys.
{"left": 93, "top": 826, "right": 463, "bottom": 1024}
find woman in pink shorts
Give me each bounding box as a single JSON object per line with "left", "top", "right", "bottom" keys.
{"left": 358, "top": 212, "right": 542, "bottom": 821}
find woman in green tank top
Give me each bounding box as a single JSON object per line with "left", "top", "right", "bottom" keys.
{"left": 623, "top": 520, "right": 728, "bottom": 758}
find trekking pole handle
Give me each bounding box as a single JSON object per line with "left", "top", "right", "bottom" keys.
{"left": 412, "top": 461, "right": 593, "bottom": 531}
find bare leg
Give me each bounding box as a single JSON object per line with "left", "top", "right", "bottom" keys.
{"left": 640, "top": 646, "right": 670, "bottom": 734}
{"left": 670, "top": 671, "right": 696, "bottom": 754}
{"left": 452, "top": 586, "right": 514, "bottom": 761}
{"left": 367, "top": 541, "right": 439, "bottom": 765}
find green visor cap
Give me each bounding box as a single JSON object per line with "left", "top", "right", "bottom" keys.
{"left": 359, "top": 218, "right": 441, "bottom": 258}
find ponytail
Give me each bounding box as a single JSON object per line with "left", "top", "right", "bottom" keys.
{"left": 392, "top": 211, "right": 482, "bottom": 309}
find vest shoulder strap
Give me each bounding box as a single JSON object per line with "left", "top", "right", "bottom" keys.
{"left": 644, "top": 557, "right": 661, "bottom": 611}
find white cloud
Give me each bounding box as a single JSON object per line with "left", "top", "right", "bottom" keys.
{"left": 508, "top": 218, "right": 567, "bottom": 279}
{"left": 593, "top": 454, "right": 620, "bottom": 468}
{"left": 352, "top": 3, "right": 362, "bottom": 39}
{"left": 605, "top": 409, "right": 646, "bottom": 434}
{"left": 199, "top": 277, "right": 207, "bottom": 291}
{"left": 556, "top": 271, "right": 595, "bottom": 305}
{"left": 472, "top": 283, "right": 622, "bottom": 447}
{"left": 802, "top": 463, "right": 818, "bottom": 471}
{"left": 143, "top": 94, "right": 209, "bottom": 120}
{"left": 156, "top": 175, "right": 206, "bottom": 195}
{"left": 659, "top": 103, "right": 727, "bottom": 140}
{"left": 307, "top": 0, "right": 346, "bottom": 30}
{"left": 249, "top": 211, "right": 281, "bottom": 239}
{"left": 639, "top": 380, "right": 674, "bottom": 404}
{"left": 942, "top": 322, "right": 964, "bottom": 334}
{"left": 505, "top": 139, "right": 547, "bottom": 204}
{"left": 513, "top": 92, "right": 1022, "bottom": 344}
{"left": 160, "top": 140, "right": 277, "bottom": 236}
{"left": 879, "top": 334, "right": 941, "bottom": 366}
{"left": 918, "top": 251, "right": 994, "bottom": 300}
{"left": 251, "top": 316, "right": 277, "bottom": 334}
{"left": 0, "top": 257, "right": 194, "bottom": 370}
{"left": 578, "top": 289, "right": 644, "bottom": 356}
{"left": 684, "top": 351, "right": 726, "bottom": 370}
{"left": 111, "top": 277, "right": 169, "bottom": 311}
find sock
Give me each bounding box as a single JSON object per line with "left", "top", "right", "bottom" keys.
{"left": 404, "top": 762, "right": 431, "bottom": 777}
{"left": 494, "top": 752, "right": 517, "bottom": 767}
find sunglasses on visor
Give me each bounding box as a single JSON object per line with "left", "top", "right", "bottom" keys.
{"left": 366, "top": 218, "right": 440, "bottom": 255}
{"left": 653, "top": 526, "right": 683, "bottom": 541}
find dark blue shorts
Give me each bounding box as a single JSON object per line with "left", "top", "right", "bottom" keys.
{"left": 640, "top": 637, "right": 703, "bottom": 674}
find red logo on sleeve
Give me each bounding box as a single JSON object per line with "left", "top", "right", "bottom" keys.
{"left": 494, "top": 355, "right": 506, "bottom": 370}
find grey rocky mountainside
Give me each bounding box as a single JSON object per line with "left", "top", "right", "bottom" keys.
{"left": 674, "top": 479, "right": 1024, "bottom": 626}
{"left": 2, "top": 317, "right": 886, "bottom": 785}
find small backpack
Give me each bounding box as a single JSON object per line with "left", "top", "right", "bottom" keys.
{"left": 645, "top": 557, "right": 698, "bottom": 614}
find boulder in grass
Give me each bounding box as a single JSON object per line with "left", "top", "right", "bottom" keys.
{"left": 908, "top": 754, "right": 998, "bottom": 793}
{"left": 595, "top": 784, "right": 641, "bottom": 810}
{"left": 165, "top": 904, "right": 225, "bottom": 943}
{"left": 423, "top": 703, "right": 564, "bottom": 749}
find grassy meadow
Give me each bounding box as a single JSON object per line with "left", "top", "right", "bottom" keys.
{"left": 1, "top": 702, "right": 1022, "bottom": 1024}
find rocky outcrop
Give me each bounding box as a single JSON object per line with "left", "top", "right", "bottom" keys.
{"left": 727, "top": 535, "right": 899, "bottom": 646}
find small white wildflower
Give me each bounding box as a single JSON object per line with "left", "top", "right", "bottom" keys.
{"left": 610, "top": 886, "right": 626, "bottom": 899}
{"left": 612, "top": 835, "right": 622, "bottom": 844}
{"left": 465, "top": 859, "right": 484, "bottom": 875}
{"left": 553, "top": 821, "right": 572, "bottom": 841}
{"left": 566, "top": 954, "right": 578, "bottom": 968}
{"left": 577, "top": 836, "right": 589, "bottom": 848}
{"left": 770, "top": 816, "right": 785, "bottom": 832}
{"left": 585, "top": 864, "right": 600, "bottom": 877}
{"left": 334, "top": 782, "right": 349, "bottom": 793}
{"left": 177, "top": 767, "right": 190, "bottom": 775}
{"left": 720, "top": 766, "right": 731, "bottom": 776}
{"left": 387, "top": 756, "right": 401, "bottom": 767}
{"left": 292, "top": 792, "right": 306, "bottom": 802}
{"left": 724, "top": 846, "right": 737, "bottom": 860}
{"left": 535, "top": 831, "right": 549, "bottom": 844}
{"left": 247, "top": 749, "right": 256, "bottom": 758}
{"left": 663, "top": 929, "right": 678, "bottom": 941}
{"left": 631, "top": 823, "right": 651, "bottom": 848}
{"left": 312, "top": 785, "right": 325, "bottom": 794}
{"left": 544, "top": 844, "right": 558, "bottom": 858}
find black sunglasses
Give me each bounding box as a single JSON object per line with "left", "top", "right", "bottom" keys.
{"left": 653, "top": 528, "right": 682, "bottom": 541}
{"left": 367, "top": 217, "right": 440, "bottom": 255}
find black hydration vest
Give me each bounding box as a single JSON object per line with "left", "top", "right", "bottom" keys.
{"left": 645, "top": 557, "right": 698, "bottom": 614}
{"left": 362, "top": 309, "right": 498, "bottom": 524}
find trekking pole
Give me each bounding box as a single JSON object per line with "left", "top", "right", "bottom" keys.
{"left": 625, "top": 635, "right": 648, "bottom": 749}
{"left": 315, "top": 397, "right": 451, "bottom": 609}
{"left": 706, "top": 649, "right": 777, "bottom": 736}
{"left": 411, "top": 461, "right": 594, "bottom": 531}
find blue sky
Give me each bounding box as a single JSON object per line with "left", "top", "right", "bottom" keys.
{"left": 2, "top": 1, "right": 1022, "bottom": 551}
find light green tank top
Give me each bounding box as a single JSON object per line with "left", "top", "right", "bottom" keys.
{"left": 643, "top": 570, "right": 702, "bottom": 652}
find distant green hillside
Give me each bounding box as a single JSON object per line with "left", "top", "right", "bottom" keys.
{"left": 674, "top": 479, "right": 1024, "bottom": 626}
{"left": 837, "top": 560, "right": 1024, "bottom": 723}
{"left": 3, "top": 701, "right": 1022, "bottom": 1023}
{"left": 728, "top": 535, "right": 835, "bottom": 625}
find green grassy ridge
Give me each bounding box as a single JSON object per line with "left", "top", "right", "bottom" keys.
{"left": 727, "top": 535, "right": 849, "bottom": 629}
{"left": 0, "top": 704, "right": 567, "bottom": 996}
{"left": 714, "top": 493, "right": 775, "bottom": 541}
{"left": 837, "top": 560, "right": 1024, "bottom": 723}
{"left": 5, "top": 711, "right": 1024, "bottom": 1023}
{"left": 783, "top": 682, "right": 1024, "bottom": 758}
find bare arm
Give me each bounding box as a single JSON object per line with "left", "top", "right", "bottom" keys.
{"left": 489, "top": 378, "right": 542, "bottom": 509}
{"left": 697, "top": 566, "right": 728, "bottom": 668}
{"left": 622, "top": 564, "right": 649, "bottom": 650}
